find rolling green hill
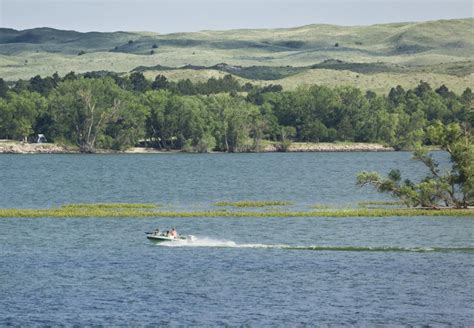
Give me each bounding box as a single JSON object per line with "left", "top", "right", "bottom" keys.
{"left": 0, "top": 18, "right": 472, "bottom": 93}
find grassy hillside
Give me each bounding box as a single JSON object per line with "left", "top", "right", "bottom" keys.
{"left": 0, "top": 18, "right": 472, "bottom": 93}
{"left": 138, "top": 67, "right": 471, "bottom": 94}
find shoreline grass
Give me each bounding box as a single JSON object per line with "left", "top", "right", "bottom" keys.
{"left": 358, "top": 201, "right": 404, "bottom": 206}
{"left": 0, "top": 207, "right": 472, "bottom": 218}
{"left": 310, "top": 204, "right": 331, "bottom": 209}
{"left": 60, "top": 203, "right": 159, "bottom": 209}
{"left": 215, "top": 200, "right": 293, "bottom": 208}
{"left": 358, "top": 201, "right": 405, "bottom": 208}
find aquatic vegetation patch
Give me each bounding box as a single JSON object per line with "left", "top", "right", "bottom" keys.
{"left": 357, "top": 200, "right": 406, "bottom": 208}
{"left": 61, "top": 203, "right": 159, "bottom": 209}
{"left": 0, "top": 207, "right": 473, "bottom": 218}
{"left": 214, "top": 200, "right": 293, "bottom": 208}
{"left": 310, "top": 204, "right": 331, "bottom": 209}
{"left": 358, "top": 201, "right": 405, "bottom": 206}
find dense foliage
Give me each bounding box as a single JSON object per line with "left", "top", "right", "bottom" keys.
{"left": 0, "top": 73, "right": 472, "bottom": 152}
{"left": 357, "top": 122, "right": 473, "bottom": 208}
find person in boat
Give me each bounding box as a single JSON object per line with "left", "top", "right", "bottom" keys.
{"left": 165, "top": 230, "right": 171, "bottom": 237}
{"left": 170, "top": 228, "right": 178, "bottom": 238}
{"left": 154, "top": 228, "right": 160, "bottom": 235}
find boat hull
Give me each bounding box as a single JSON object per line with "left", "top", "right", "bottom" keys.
{"left": 146, "top": 234, "right": 188, "bottom": 242}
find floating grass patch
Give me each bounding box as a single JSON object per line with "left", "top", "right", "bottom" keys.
{"left": 310, "top": 204, "right": 331, "bottom": 209}
{"left": 214, "top": 200, "right": 293, "bottom": 208}
{"left": 358, "top": 201, "right": 405, "bottom": 206}
{"left": 61, "top": 203, "right": 159, "bottom": 209}
{"left": 0, "top": 207, "right": 472, "bottom": 218}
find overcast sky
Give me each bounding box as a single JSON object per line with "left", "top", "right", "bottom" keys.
{"left": 0, "top": 0, "right": 472, "bottom": 33}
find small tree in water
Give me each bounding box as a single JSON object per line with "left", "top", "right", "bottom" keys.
{"left": 357, "top": 121, "right": 473, "bottom": 209}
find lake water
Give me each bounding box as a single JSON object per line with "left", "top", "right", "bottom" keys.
{"left": 0, "top": 153, "right": 473, "bottom": 326}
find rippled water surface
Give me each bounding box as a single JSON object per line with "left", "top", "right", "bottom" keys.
{"left": 0, "top": 153, "right": 473, "bottom": 326}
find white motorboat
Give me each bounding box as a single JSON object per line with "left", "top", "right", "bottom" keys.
{"left": 146, "top": 231, "right": 193, "bottom": 243}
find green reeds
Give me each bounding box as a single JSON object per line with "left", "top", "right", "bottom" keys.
{"left": 358, "top": 201, "right": 405, "bottom": 206}
{"left": 0, "top": 207, "right": 472, "bottom": 218}
{"left": 214, "top": 200, "right": 293, "bottom": 208}
{"left": 61, "top": 203, "right": 158, "bottom": 209}
{"left": 310, "top": 204, "right": 331, "bottom": 209}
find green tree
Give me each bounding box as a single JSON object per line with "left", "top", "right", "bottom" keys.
{"left": 195, "top": 132, "right": 217, "bottom": 153}
{"left": 29, "top": 75, "right": 56, "bottom": 95}
{"left": 0, "top": 78, "right": 8, "bottom": 98}
{"left": 414, "top": 80, "right": 432, "bottom": 98}
{"left": 391, "top": 107, "right": 426, "bottom": 150}
{"left": 357, "top": 122, "right": 473, "bottom": 208}
{"left": 248, "top": 108, "right": 268, "bottom": 151}
{"left": 388, "top": 85, "right": 406, "bottom": 107}
{"left": 13, "top": 79, "right": 30, "bottom": 93}
{"left": 208, "top": 94, "right": 259, "bottom": 152}
{"left": 63, "top": 71, "right": 78, "bottom": 81}
{"left": 301, "top": 120, "right": 328, "bottom": 142}
{"left": 354, "top": 96, "right": 388, "bottom": 142}
{"left": 176, "top": 79, "right": 195, "bottom": 95}
{"left": 0, "top": 97, "right": 12, "bottom": 138}
{"left": 278, "top": 125, "right": 296, "bottom": 151}
{"left": 461, "top": 88, "right": 472, "bottom": 104}
{"left": 0, "top": 91, "right": 47, "bottom": 141}
{"left": 151, "top": 75, "right": 170, "bottom": 90}
{"left": 144, "top": 91, "right": 214, "bottom": 150}
{"left": 100, "top": 93, "right": 147, "bottom": 150}
{"left": 129, "top": 72, "right": 150, "bottom": 92}
{"left": 50, "top": 78, "right": 124, "bottom": 152}
{"left": 144, "top": 90, "right": 169, "bottom": 149}
{"left": 425, "top": 121, "right": 473, "bottom": 207}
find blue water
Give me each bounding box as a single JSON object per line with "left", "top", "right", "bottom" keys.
{"left": 0, "top": 152, "right": 447, "bottom": 208}
{"left": 0, "top": 153, "right": 473, "bottom": 326}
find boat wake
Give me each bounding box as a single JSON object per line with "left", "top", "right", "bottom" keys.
{"left": 156, "top": 237, "right": 474, "bottom": 253}
{"left": 158, "top": 236, "right": 268, "bottom": 248}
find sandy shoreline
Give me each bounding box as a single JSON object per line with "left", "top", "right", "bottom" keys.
{"left": 264, "top": 142, "right": 393, "bottom": 152}
{"left": 0, "top": 141, "right": 394, "bottom": 154}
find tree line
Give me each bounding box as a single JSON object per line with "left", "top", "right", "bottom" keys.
{"left": 0, "top": 72, "right": 472, "bottom": 152}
